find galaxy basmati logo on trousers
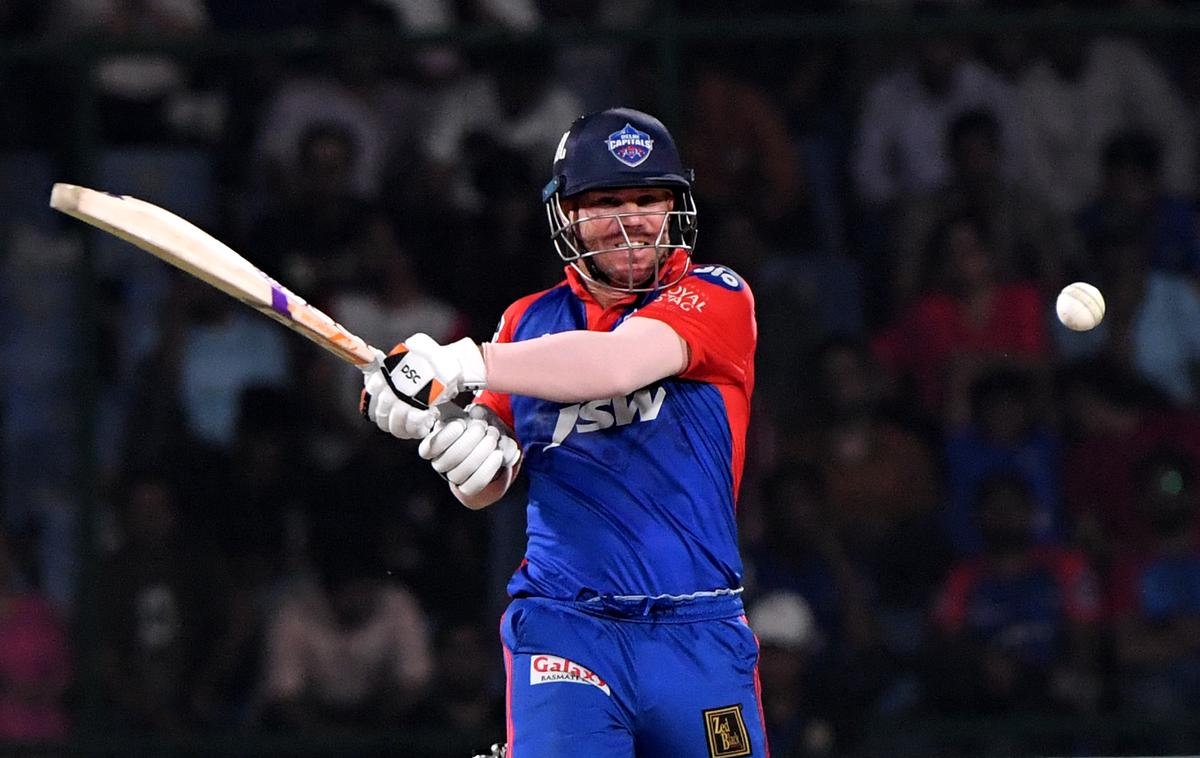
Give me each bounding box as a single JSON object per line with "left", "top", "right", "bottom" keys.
{"left": 605, "top": 123, "right": 654, "bottom": 167}
{"left": 530, "top": 654, "right": 611, "bottom": 696}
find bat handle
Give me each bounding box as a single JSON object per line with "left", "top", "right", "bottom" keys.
{"left": 360, "top": 348, "right": 387, "bottom": 375}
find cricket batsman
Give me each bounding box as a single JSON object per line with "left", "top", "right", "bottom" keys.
{"left": 362, "top": 107, "right": 766, "bottom": 757}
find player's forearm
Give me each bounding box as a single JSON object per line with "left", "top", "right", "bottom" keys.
{"left": 482, "top": 318, "right": 687, "bottom": 402}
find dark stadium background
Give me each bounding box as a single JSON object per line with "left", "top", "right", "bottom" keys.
{"left": 4, "top": 1, "right": 1200, "bottom": 755}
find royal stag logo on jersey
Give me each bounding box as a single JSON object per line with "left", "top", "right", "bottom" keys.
{"left": 605, "top": 123, "right": 654, "bottom": 167}
{"left": 530, "top": 654, "right": 611, "bottom": 696}
{"left": 546, "top": 386, "right": 667, "bottom": 449}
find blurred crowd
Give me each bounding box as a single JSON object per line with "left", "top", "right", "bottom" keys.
{"left": 5, "top": 0, "right": 1200, "bottom": 755}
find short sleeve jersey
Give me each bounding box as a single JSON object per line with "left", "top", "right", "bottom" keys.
{"left": 474, "top": 261, "right": 756, "bottom": 601}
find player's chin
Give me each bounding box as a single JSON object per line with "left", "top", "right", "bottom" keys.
{"left": 601, "top": 264, "right": 656, "bottom": 289}
{"left": 592, "top": 246, "right": 661, "bottom": 287}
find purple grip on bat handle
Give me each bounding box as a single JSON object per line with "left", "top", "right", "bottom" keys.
{"left": 270, "top": 285, "right": 289, "bottom": 317}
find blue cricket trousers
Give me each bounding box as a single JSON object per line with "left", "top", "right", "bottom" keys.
{"left": 500, "top": 593, "right": 769, "bottom": 757}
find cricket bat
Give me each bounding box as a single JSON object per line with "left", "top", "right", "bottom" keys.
{"left": 49, "top": 182, "right": 449, "bottom": 409}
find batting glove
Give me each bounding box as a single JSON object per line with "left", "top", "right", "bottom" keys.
{"left": 418, "top": 405, "right": 520, "bottom": 496}
{"left": 400, "top": 332, "right": 487, "bottom": 405}
{"left": 361, "top": 349, "right": 438, "bottom": 439}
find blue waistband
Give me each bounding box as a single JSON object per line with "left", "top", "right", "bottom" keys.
{"left": 570, "top": 587, "right": 746, "bottom": 622}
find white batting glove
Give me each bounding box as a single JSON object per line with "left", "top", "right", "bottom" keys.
{"left": 401, "top": 333, "right": 487, "bottom": 405}
{"left": 418, "top": 405, "right": 520, "bottom": 496}
{"left": 361, "top": 349, "right": 437, "bottom": 439}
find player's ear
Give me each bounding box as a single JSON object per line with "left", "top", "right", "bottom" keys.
{"left": 561, "top": 196, "right": 580, "bottom": 221}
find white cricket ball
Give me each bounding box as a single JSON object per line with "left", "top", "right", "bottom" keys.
{"left": 1056, "top": 281, "right": 1105, "bottom": 332}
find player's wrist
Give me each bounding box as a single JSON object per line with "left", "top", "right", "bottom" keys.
{"left": 448, "top": 337, "right": 487, "bottom": 390}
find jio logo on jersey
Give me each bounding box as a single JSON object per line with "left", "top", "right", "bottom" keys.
{"left": 691, "top": 265, "right": 744, "bottom": 291}
{"left": 546, "top": 386, "right": 667, "bottom": 448}
{"left": 605, "top": 123, "right": 654, "bottom": 167}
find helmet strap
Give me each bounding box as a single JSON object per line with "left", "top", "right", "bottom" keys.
{"left": 582, "top": 255, "right": 608, "bottom": 284}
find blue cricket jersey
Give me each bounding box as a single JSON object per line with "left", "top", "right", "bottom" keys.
{"left": 474, "top": 260, "right": 757, "bottom": 602}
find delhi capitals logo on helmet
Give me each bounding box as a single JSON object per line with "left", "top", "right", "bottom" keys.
{"left": 605, "top": 123, "right": 654, "bottom": 167}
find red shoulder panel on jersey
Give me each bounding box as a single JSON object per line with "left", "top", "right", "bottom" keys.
{"left": 634, "top": 264, "right": 757, "bottom": 499}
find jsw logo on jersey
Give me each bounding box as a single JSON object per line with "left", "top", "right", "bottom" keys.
{"left": 545, "top": 387, "right": 667, "bottom": 449}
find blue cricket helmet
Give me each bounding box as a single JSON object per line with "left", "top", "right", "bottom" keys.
{"left": 543, "top": 108, "right": 699, "bottom": 292}
{"left": 542, "top": 107, "right": 694, "bottom": 201}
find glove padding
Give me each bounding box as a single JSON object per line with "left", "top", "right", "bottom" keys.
{"left": 361, "top": 349, "right": 437, "bottom": 439}
{"left": 418, "top": 405, "right": 520, "bottom": 497}
{"left": 401, "top": 332, "right": 487, "bottom": 405}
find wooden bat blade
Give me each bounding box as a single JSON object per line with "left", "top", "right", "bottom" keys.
{"left": 49, "top": 182, "right": 380, "bottom": 368}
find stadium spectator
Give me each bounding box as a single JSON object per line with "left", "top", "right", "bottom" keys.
{"left": 327, "top": 239, "right": 469, "bottom": 424}
{"left": 1054, "top": 218, "right": 1200, "bottom": 407}
{"left": 248, "top": 122, "right": 387, "bottom": 294}
{"left": 787, "top": 337, "right": 942, "bottom": 559}
{"left": 119, "top": 270, "right": 290, "bottom": 469}
{"left": 49, "top": 0, "right": 215, "bottom": 144}
{"left": 779, "top": 42, "right": 853, "bottom": 257}
{"left": 872, "top": 211, "right": 1050, "bottom": 414}
{"left": 436, "top": 136, "right": 564, "bottom": 330}
{"left": 312, "top": 438, "right": 489, "bottom": 627}
{"left": 1017, "top": 16, "right": 1196, "bottom": 216}
{"left": 0, "top": 228, "right": 83, "bottom": 613}
{"left": 259, "top": 515, "right": 433, "bottom": 730}
{"left": 756, "top": 440, "right": 934, "bottom": 730}
{"left": 942, "top": 366, "right": 1065, "bottom": 556}
{"left": 181, "top": 386, "right": 314, "bottom": 591}
{"left": 97, "top": 471, "right": 235, "bottom": 731}
{"left": 396, "top": 44, "right": 587, "bottom": 326}
{"left": 412, "top": 622, "right": 505, "bottom": 741}
{"left": 353, "top": 0, "right": 464, "bottom": 85}
{"left": 251, "top": 1, "right": 425, "bottom": 201}
{"left": 895, "top": 107, "right": 1076, "bottom": 309}
{"left": 681, "top": 47, "right": 807, "bottom": 251}
{"left": 753, "top": 254, "right": 868, "bottom": 413}
{"left": 1077, "top": 130, "right": 1200, "bottom": 279}
{"left": 122, "top": 384, "right": 316, "bottom": 725}
{"left": 416, "top": 43, "right": 582, "bottom": 214}
{"left": 782, "top": 338, "right": 952, "bottom": 723}
{"left": 748, "top": 591, "right": 837, "bottom": 758}
{"left": 0, "top": 526, "right": 70, "bottom": 740}
{"left": 851, "top": 2, "right": 1024, "bottom": 210}
{"left": 929, "top": 472, "right": 1103, "bottom": 715}
{"left": 173, "top": 280, "right": 290, "bottom": 449}
{"left": 747, "top": 462, "right": 874, "bottom": 665}
{"left": 539, "top": 0, "right": 655, "bottom": 111}
{"left": 1058, "top": 358, "right": 1200, "bottom": 567}
{"left": 1110, "top": 448, "right": 1200, "bottom": 721}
